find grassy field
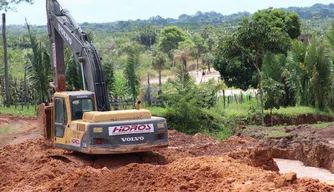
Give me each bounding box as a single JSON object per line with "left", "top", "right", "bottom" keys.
{"left": 216, "top": 98, "right": 331, "bottom": 118}
{"left": 0, "top": 99, "right": 331, "bottom": 141}
{"left": 0, "top": 106, "right": 36, "bottom": 117}
{"left": 0, "top": 100, "right": 331, "bottom": 120}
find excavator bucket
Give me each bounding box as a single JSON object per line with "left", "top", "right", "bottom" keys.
{"left": 37, "top": 103, "right": 54, "bottom": 139}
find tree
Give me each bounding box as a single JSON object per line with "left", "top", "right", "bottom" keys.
{"left": 103, "top": 59, "right": 115, "bottom": 93}
{"left": 124, "top": 48, "right": 140, "bottom": 106}
{"left": 263, "top": 77, "right": 285, "bottom": 125}
{"left": 65, "top": 55, "right": 83, "bottom": 90}
{"left": 214, "top": 8, "right": 301, "bottom": 124}
{"left": 309, "top": 36, "right": 332, "bottom": 110}
{"left": 202, "top": 52, "right": 214, "bottom": 73}
{"left": 133, "top": 25, "right": 158, "bottom": 48}
{"left": 0, "top": 0, "right": 33, "bottom": 11}
{"left": 262, "top": 53, "right": 296, "bottom": 107}
{"left": 192, "top": 33, "right": 207, "bottom": 70}
{"left": 163, "top": 68, "right": 226, "bottom": 135}
{"left": 158, "top": 26, "right": 188, "bottom": 59}
{"left": 110, "top": 72, "right": 128, "bottom": 110}
{"left": 152, "top": 51, "right": 167, "bottom": 91}
{"left": 26, "top": 21, "right": 52, "bottom": 104}
{"left": 173, "top": 39, "right": 194, "bottom": 70}
{"left": 214, "top": 36, "right": 257, "bottom": 90}
{"left": 326, "top": 24, "right": 334, "bottom": 52}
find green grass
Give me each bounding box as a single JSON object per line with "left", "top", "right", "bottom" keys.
{"left": 217, "top": 97, "right": 332, "bottom": 118}
{"left": 265, "top": 106, "right": 329, "bottom": 117}
{"left": 216, "top": 98, "right": 258, "bottom": 118}
{"left": 0, "top": 125, "right": 19, "bottom": 135}
{"left": 267, "top": 131, "right": 291, "bottom": 138}
{"left": 312, "top": 122, "right": 332, "bottom": 129}
{"left": 0, "top": 106, "right": 36, "bottom": 117}
{"left": 146, "top": 106, "right": 167, "bottom": 117}
{"left": 266, "top": 125, "right": 287, "bottom": 130}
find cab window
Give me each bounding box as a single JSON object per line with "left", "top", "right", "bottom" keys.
{"left": 71, "top": 99, "right": 94, "bottom": 120}
{"left": 54, "top": 98, "right": 67, "bottom": 138}
{"left": 54, "top": 98, "right": 67, "bottom": 124}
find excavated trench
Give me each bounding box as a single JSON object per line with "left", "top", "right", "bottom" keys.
{"left": 275, "top": 158, "right": 334, "bottom": 184}
{"left": 239, "top": 121, "right": 334, "bottom": 176}
{"left": 271, "top": 140, "right": 334, "bottom": 173}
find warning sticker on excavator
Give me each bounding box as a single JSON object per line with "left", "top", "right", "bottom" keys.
{"left": 108, "top": 124, "right": 154, "bottom": 136}
{"left": 71, "top": 138, "right": 81, "bottom": 147}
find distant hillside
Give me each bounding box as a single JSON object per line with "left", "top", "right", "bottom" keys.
{"left": 4, "top": 3, "right": 334, "bottom": 36}
{"left": 283, "top": 3, "right": 334, "bottom": 19}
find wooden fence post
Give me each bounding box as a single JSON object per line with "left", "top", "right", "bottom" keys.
{"left": 147, "top": 72, "right": 151, "bottom": 106}
{"left": 3, "top": 13, "right": 10, "bottom": 107}
{"left": 223, "top": 90, "right": 225, "bottom": 109}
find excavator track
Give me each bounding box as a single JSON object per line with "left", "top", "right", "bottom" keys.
{"left": 48, "top": 153, "right": 94, "bottom": 168}
{"left": 48, "top": 151, "right": 168, "bottom": 169}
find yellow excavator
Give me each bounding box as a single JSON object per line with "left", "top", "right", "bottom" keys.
{"left": 37, "top": 0, "right": 168, "bottom": 154}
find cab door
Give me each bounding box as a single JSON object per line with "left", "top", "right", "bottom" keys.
{"left": 54, "top": 97, "right": 67, "bottom": 142}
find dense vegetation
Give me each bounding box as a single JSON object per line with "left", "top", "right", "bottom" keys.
{"left": 1, "top": 3, "right": 334, "bottom": 137}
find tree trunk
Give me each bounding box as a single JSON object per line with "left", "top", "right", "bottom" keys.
{"left": 147, "top": 72, "right": 151, "bottom": 105}
{"left": 255, "top": 56, "right": 264, "bottom": 125}
{"left": 113, "top": 94, "right": 119, "bottom": 110}
{"left": 158, "top": 68, "right": 162, "bottom": 93}
{"left": 208, "top": 62, "right": 211, "bottom": 73}
{"left": 23, "top": 62, "right": 28, "bottom": 107}
{"left": 270, "top": 107, "right": 273, "bottom": 126}
{"left": 196, "top": 56, "right": 199, "bottom": 70}
{"left": 3, "top": 13, "right": 10, "bottom": 107}
{"left": 223, "top": 90, "right": 226, "bottom": 109}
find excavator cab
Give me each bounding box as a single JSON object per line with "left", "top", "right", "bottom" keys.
{"left": 38, "top": 91, "right": 96, "bottom": 140}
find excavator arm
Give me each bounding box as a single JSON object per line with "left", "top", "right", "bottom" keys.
{"left": 46, "top": 0, "right": 110, "bottom": 111}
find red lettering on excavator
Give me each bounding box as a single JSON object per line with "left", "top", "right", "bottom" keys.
{"left": 129, "top": 125, "right": 137, "bottom": 131}
{"left": 112, "top": 126, "right": 122, "bottom": 133}
{"left": 138, "top": 125, "right": 145, "bottom": 130}
{"left": 108, "top": 124, "right": 154, "bottom": 135}
{"left": 122, "top": 126, "right": 130, "bottom": 132}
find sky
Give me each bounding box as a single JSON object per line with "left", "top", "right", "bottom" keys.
{"left": 4, "top": 0, "right": 334, "bottom": 25}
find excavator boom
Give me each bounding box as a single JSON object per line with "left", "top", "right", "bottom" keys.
{"left": 46, "top": 0, "right": 110, "bottom": 111}
{"left": 38, "top": 0, "right": 169, "bottom": 155}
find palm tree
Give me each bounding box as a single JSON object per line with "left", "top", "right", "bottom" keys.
{"left": 65, "top": 55, "right": 83, "bottom": 90}
{"left": 124, "top": 48, "right": 140, "bottom": 106}
{"left": 26, "top": 20, "right": 52, "bottom": 104}
{"left": 202, "top": 52, "right": 214, "bottom": 73}
{"left": 310, "top": 43, "right": 332, "bottom": 110}
{"left": 110, "top": 72, "right": 128, "bottom": 110}
{"left": 325, "top": 24, "right": 334, "bottom": 52}
{"left": 173, "top": 40, "right": 194, "bottom": 70}
{"left": 152, "top": 51, "right": 167, "bottom": 91}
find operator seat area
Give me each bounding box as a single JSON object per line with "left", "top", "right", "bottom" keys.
{"left": 71, "top": 98, "right": 94, "bottom": 120}
{"left": 74, "top": 111, "right": 83, "bottom": 119}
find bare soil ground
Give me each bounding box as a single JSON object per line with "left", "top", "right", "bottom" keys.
{"left": 0, "top": 115, "right": 333, "bottom": 191}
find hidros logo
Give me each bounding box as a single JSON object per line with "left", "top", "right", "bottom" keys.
{"left": 108, "top": 124, "right": 154, "bottom": 136}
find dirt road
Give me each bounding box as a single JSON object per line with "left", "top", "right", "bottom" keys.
{"left": 0, "top": 115, "right": 333, "bottom": 191}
